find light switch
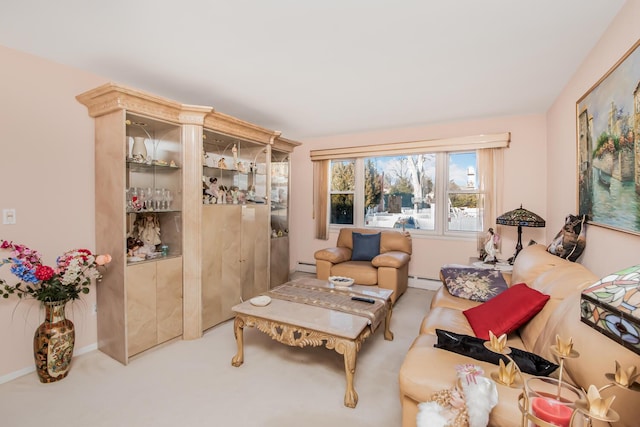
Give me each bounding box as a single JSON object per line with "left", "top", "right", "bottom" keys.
{"left": 3, "top": 209, "right": 16, "bottom": 225}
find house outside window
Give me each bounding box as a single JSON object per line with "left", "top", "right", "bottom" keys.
{"left": 446, "top": 152, "right": 481, "bottom": 232}
{"left": 330, "top": 151, "right": 481, "bottom": 236}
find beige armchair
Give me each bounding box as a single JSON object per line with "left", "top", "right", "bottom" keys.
{"left": 314, "top": 228, "right": 412, "bottom": 304}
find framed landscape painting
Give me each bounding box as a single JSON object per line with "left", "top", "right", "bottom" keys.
{"left": 577, "top": 39, "right": 640, "bottom": 235}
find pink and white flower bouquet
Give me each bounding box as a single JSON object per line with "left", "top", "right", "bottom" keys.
{"left": 0, "top": 240, "right": 111, "bottom": 303}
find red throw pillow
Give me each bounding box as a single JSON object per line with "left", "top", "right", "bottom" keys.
{"left": 463, "top": 283, "right": 550, "bottom": 340}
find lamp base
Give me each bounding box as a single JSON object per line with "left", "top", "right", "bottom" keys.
{"left": 507, "top": 225, "right": 524, "bottom": 265}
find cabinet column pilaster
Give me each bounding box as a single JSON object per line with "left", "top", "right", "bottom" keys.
{"left": 181, "top": 109, "right": 209, "bottom": 339}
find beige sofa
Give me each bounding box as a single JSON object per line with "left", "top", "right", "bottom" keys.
{"left": 399, "top": 244, "right": 640, "bottom": 427}
{"left": 314, "top": 228, "right": 412, "bottom": 304}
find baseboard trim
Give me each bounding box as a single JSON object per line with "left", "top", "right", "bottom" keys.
{"left": 296, "top": 262, "right": 317, "bottom": 274}
{"left": 0, "top": 342, "right": 98, "bottom": 385}
{"left": 408, "top": 276, "right": 441, "bottom": 291}
{"left": 0, "top": 366, "right": 33, "bottom": 385}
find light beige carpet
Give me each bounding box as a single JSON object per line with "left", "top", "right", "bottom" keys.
{"left": 0, "top": 286, "right": 433, "bottom": 427}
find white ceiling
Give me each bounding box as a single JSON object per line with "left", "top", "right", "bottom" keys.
{"left": 0, "top": 1, "right": 626, "bottom": 141}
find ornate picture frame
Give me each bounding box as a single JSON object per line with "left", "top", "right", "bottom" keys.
{"left": 577, "top": 39, "right": 640, "bottom": 235}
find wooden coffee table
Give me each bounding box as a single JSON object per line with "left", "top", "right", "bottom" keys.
{"left": 231, "top": 277, "right": 393, "bottom": 408}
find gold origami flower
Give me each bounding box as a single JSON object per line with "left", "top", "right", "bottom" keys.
{"left": 614, "top": 361, "right": 640, "bottom": 388}
{"left": 555, "top": 335, "right": 574, "bottom": 357}
{"left": 497, "top": 358, "right": 517, "bottom": 386}
{"left": 586, "top": 384, "right": 616, "bottom": 418}
{"left": 488, "top": 331, "right": 508, "bottom": 353}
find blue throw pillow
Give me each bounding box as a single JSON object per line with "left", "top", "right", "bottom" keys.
{"left": 351, "top": 232, "right": 381, "bottom": 261}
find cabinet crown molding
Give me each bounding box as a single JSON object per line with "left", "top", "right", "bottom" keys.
{"left": 77, "top": 82, "right": 302, "bottom": 151}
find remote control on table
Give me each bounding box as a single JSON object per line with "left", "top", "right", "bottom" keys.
{"left": 351, "top": 296, "right": 375, "bottom": 304}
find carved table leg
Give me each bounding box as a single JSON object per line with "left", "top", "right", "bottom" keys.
{"left": 340, "top": 339, "right": 359, "bottom": 408}
{"left": 384, "top": 302, "right": 394, "bottom": 341}
{"left": 231, "top": 316, "right": 245, "bottom": 367}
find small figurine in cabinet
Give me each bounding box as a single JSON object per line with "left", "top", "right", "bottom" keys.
{"left": 132, "top": 213, "right": 162, "bottom": 255}
{"left": 232, "top": 143, "right": 238, "bottom": 166}
{"left": 126, "top": 237, "right": 144, "bottom": 258}
{"left": 230, "top": 186, "right": 239, "bottom": 204}
{"left": 204, "top": 177, "right": 219, "bottom": 204}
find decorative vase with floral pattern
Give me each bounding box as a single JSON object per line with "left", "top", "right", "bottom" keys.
{"left": 33, "top": 300, "right": 75, "bottom": 383}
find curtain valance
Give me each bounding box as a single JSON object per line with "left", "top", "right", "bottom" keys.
{"left": 309, "top": 132, "right": 510, "bottom": 161}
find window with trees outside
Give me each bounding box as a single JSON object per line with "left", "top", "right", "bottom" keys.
{"left": 329, "top": 151, "right": 482, "bottom": 235}
{"left": 330, "top": 160, "right": 355, "bottom": 224}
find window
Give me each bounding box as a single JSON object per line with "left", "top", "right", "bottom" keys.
{"left": 312, "top": 132, "right": 509, "bottom": 240}
{"left": 447, "top": 152, "right": 481, "bottom": 232}
{"left": 330, "top": 151, "right": 481, "bottom": 236}
{"left": 329, "top": 160, "right": 355, "bottom": 224}
{"left": 361, "top": 154, "right": 436, "bottom": 231}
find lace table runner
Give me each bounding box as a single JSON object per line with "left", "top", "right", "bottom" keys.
{"left": 268, "top": 282, "right": 387, "bottom": 332}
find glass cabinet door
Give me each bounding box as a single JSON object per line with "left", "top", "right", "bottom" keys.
{"left": 270, "top": 149, "right": 289, "bottom": 238}
{"left": 202, "top": 129, "right": 267, "bottom": 205}
{"left": 269, "top": 148, "right": 290, "bottom": 287}
{"left": 125, "top": 113, "right": 183, "bottom": 262}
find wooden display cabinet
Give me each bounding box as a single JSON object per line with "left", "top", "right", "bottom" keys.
{"left": 77, "top": 84, "right": 210, "bottom": 363}
{"left": 78, "top": 82, "right": 300, "bottom": 357}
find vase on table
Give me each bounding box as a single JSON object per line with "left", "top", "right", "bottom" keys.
{"left": 33, "top": 300, "right": 75, "bottom": 383}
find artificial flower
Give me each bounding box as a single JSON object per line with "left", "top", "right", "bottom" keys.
{"left": 0, "top": 240, "right": 111, "bottom": 302}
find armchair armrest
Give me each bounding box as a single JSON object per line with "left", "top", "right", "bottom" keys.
{"left": 314, "top": 247, "right": 352, "bottom": 264}
{"left": 372, "top": 251, "right": 410, "bottom": 269}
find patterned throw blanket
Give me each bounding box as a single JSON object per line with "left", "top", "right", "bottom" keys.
{"left": 269, "top": 282, "right": 387, "bottom": 332}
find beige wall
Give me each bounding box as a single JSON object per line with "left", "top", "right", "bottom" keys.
{"left": 289, "top": 114, "right": 548, "bottom": 280}
{"left": 0, "top": 45, "right": 107, "bottom": 379}
{"left": 546, "top": 0, "right": 640, "bottom": 278}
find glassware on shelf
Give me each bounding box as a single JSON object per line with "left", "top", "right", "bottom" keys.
{"left": 164, "top": 190, "right": 173, "bottom": 210}
{"left": 126, "top": 187, "right": 176, "bottom": 211}
{"left": 128, "top": 187, "right": 142, "bottom": 211}
{"left": 126, "top": 188, "right": 133, "bottom": 211}
{"left": 143, "top": 187, "right": 153, "bottom": 210}
{"left": 154, "top": 188, "right": 163, "bottom": 210}
{"left": 137, "top": 188, "right": 146, "bottom": 210}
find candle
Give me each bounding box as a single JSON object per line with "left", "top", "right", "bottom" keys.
{"left": 531, "top": 397, "right": 573, "bottom": 427}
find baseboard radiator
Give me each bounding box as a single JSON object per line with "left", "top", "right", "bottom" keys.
{"left": 295, "top": 262, "right": 441, "bottom": 291}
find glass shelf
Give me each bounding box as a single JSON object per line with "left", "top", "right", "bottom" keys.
{"left": 127, "top": 160, "right": 181, "bottom": 172}
{"left": 203, "top": 165, "right": 248, "bottom": 174}
{"left": 126, "top": 254, "right": 181, "bottom": 266}
{"left": 126, "top": 209, "right": 181, "bottom": 214}
{"left": 202, "top": 201, "right": 266, "bottom": 206}
{"left": 202, "top": 165, "right": 266, "bottom": 176}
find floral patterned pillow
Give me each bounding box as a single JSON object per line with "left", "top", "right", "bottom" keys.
{"left": 440, "top": 266, "right": 509, "bottom": 302}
